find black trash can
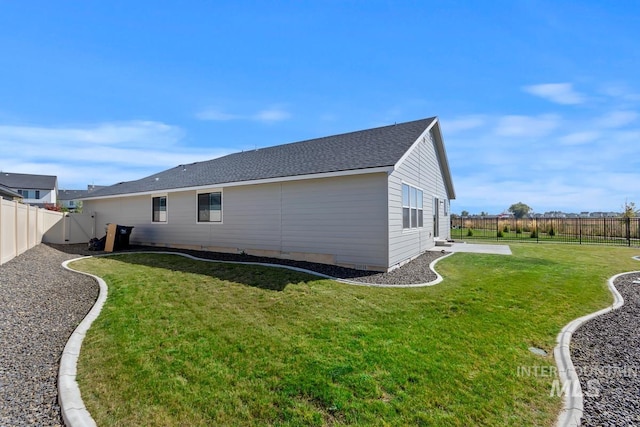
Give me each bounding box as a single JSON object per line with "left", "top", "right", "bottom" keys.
{"left": 114, "top": 225, "right": 134, "bottom": 250}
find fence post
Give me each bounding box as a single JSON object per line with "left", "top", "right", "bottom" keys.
{"left": 627, "top": 217, "right": 631, "bottom": 247}
{"left": 579, "top": 217, "right": 582, "bottom": 245}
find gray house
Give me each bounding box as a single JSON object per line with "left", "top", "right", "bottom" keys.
{"left": 0, "top": 172, "right": 58, "bottom": 207}
{"left": 82, "top": 117, "right": 455, "bottom": 271}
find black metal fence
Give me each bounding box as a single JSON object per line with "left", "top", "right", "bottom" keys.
{"left": 451, "top": 216, "right": 640, "bottom": 247}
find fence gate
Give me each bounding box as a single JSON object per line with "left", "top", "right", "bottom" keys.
{"left": 64, "top": 213, "right": 96, "bottom": 244}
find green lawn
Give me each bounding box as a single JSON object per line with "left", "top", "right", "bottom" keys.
{"left": 69, "top": 244, "right": 640, "bottom": 426}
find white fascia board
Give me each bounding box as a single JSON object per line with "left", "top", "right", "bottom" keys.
{"left": 80, "top": 166, "right": 394, "bottom": 201}
{"left": 393, "top": 117, "right": 456, "bottom": 200}
{"left": 393, "top": 118, "right": 438, "bottom": 169}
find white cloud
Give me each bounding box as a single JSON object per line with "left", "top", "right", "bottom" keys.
{"left": 0, "top": 121, "right": 230, "bottom": 189}
{"left": 448, "top": 103, "right": 640, "bottom": 214}
{"left": 196, "top": 106, "right": 291, "bottom": 123}
{"left": 440, "top": 115, "right": 486, "bottom": 134}
{"left": 523, "top": 83, "right": 586, "bottom": 105}
{"left": 494, "top": 114, "right": 561, "bottom": 137}
{"left": 0, "top": 121, "right": 183, "bottom": 147}
{"left": 559, "top": 131, "right": 600, "bottom": 145}
{"left": 595, "top": 110, "right": 638, "bottom": 128}
{"left": 195, "top": 109, "right": 241, "bottom": 121}
{"left": 253, "top": 107, "right": 291, "bottom": 123}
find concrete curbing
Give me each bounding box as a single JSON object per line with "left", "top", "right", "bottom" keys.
{"left": 57, "top": 250, "right": 454, "bottom": 426}
{"left": 554, "top": 256, "right": 640, "bottom": 427}
{"left": 58, "top": 257, "right": 107, "bottom": 427}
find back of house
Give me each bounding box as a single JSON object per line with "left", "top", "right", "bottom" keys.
{"left": 81, "top": 117, "right": 455, "bottom": 271}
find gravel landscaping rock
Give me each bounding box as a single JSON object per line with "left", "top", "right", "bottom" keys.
{"left": 571, "top": 273, "right": 640, "bottom": 426}
{"left": 0, "top": 244, "right": 98, "bottom": 427}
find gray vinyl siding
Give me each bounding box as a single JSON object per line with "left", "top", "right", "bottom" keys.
{"left": 388, "top": 129, "right": 451, "bottom": 268}
{"left": 84, "top": 173, "right": 389, "bottom": 270}
{"left": 280, "top": 174, "right": 388, "bottom": 267}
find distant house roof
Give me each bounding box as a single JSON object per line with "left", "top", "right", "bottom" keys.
{"left": 58, "top": 185, "right": 106, "bottom": 201}
{"left": 0, "top": 183, "right": 22, "bottom": 199}
{"left": 0, "top": 172, "right": 57, "bottom": 190}
{"left": 58, "top": 190, "right": 89, "bottom": 201}
{"left": 84, "top": 117, "right": 455, "bottom": 200}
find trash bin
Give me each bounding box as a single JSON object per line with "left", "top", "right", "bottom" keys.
{"left": 114, "top": 225, "right": 134, "bottom": 250}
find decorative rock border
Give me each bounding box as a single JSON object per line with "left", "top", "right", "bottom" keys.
{"left": 57, "top": 250, "right": 454, "bottom": 426}
{"left": 554, "top": 255, "right": 640, "bottom": 427}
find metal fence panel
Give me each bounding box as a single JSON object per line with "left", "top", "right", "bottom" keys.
{"left": 452, "top": 216, "right": 640, "bottom": 247}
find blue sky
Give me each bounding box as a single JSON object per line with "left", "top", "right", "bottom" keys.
{"left": 1, "top": 1, "right": 638, "bottom": 214}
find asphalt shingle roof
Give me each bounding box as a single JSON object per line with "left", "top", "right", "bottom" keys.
{"left": 0, "top": 172, "right": 57, "bottom": 190}
{"left": 85, "top": 117, "right": 437, "bottom": 198}
{"left": 0, "top": 183, "right": 22, "bottom": 199}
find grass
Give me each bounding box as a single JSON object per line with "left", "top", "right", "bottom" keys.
{"left": 69, "top": 244, "right": 640, "bottom": 426}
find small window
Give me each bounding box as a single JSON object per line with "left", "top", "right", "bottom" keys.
{"left": 417, "top": 190, "right": 424, "bottom": 227}
{"left": 402, "top": 184, "right": 410, "bottom": 228}
{"left": 198, "top": 192, "right": 222, "bottom": 222}
{"left": 152, "top": 196, "right": 167, "bottom": 222}
{"left": 402, "top": 183, "right": 424, "bottom": 229}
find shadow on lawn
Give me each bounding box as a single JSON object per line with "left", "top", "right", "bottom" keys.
{"left": 48, "top": 243, "right": 319, "bottom": 292}
{"left": 111, "top": 252, "right": 321, "bottom": 291}
{"left": 47, "top": 242, "right": 385, "bottom": 282}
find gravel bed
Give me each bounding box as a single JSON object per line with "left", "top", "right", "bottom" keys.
{"left": 0, "top": 244, "right": 98, "bottom": 427}
{"left": 82, "top": 244, "right": 447, "bottom": 285}
{"left": 570, "top": 273, "right": 640, "bottom": 426}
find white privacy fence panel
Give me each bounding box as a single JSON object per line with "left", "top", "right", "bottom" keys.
{"left": 0, "top": 199, "right": 65, "bottom": 266}
{"left": 43, "top": 212, "right": 96, "bottom": 244}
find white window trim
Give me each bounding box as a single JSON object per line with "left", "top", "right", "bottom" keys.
{"left": 401, "top": 182, "right": 424, "bottom": 231}
{"left": 151, "top": 193, "right": 168, "bottom": 224}
{"left": 195, "top": 188, "right": 224, "bottom": 224}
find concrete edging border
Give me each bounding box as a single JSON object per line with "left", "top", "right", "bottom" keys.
{"left": 58, "top": 257, "right": 106, "bottom": 427}
{"left": 57, "top": 250, "right": 454, "bottom": 426}
{"left": 555, "top": 259, "right": 640, "bottom": 426}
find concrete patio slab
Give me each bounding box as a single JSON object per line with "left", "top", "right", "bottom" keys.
{"left": 429, "top": 242, "right": 512, "bottom": 255}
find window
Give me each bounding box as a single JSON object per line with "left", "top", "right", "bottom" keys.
{"left": 402, "top": 183, "right": 423, "bottom": 229}
{"left": 17, "top": 189, "right": 40, "bottom": 199}
{"left": 152, "top": 196, "right": 167, "bottom": 222}
{"left": 198, "top": 192, "right": 222, "bottom": 222}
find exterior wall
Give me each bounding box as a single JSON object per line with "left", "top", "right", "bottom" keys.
{"left": 388, "top": 129, "right": 452, "bottom": 268}
{"left": 83, "top": 173, "right": 389, "bottom": 270}
{"left": 18, "top": 188, "right": 55, "bottom": 205}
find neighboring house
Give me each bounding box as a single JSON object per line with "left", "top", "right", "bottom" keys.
{"left": 0, "top": 183, "right": 23, "bottom": 201}
{"left": 58, "top": 185, "right": 106, "bottom": 211}
{"left": 82, "top": 117, "right": 456, "bottom": 271}
{"left": 0, "top": 172, "right": 58, "bottom": 207}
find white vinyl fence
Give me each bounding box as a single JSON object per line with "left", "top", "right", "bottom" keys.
{"left": 0, "top": 198, "right": 97, "bottom": 266}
